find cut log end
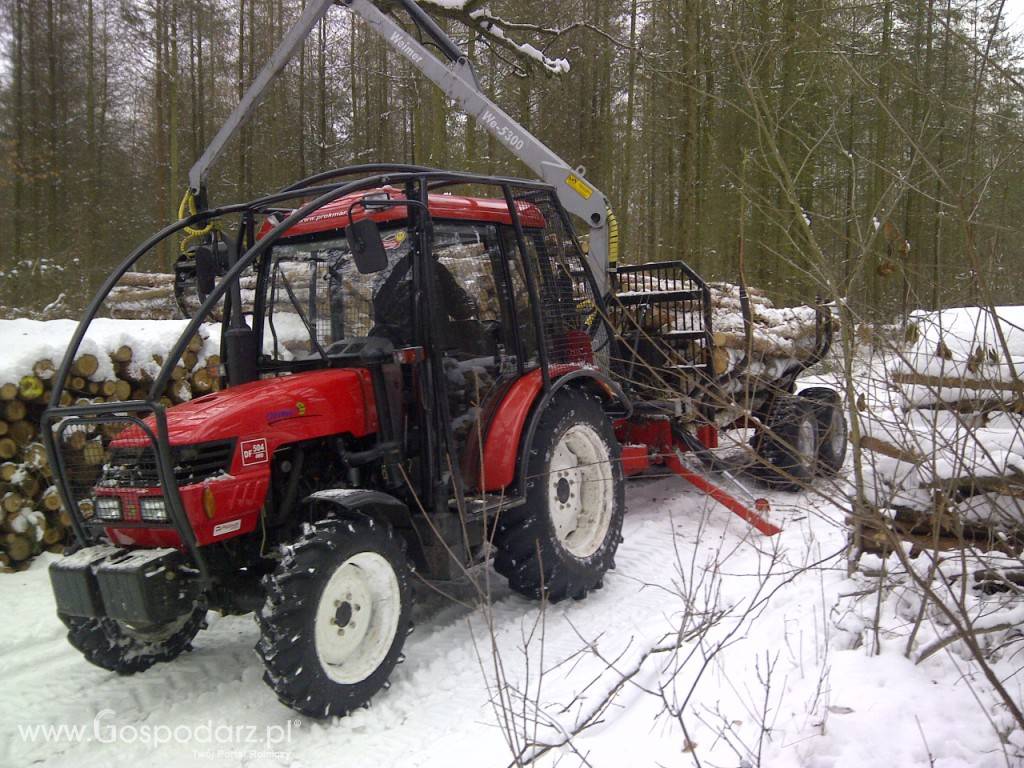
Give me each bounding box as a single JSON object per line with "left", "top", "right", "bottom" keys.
{"left": 70, "top": 354, "right": 100, "bottom": 379}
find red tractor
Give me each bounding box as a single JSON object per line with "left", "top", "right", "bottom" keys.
{"left": 43, "top": 1, "right": 845, "bottom": 719}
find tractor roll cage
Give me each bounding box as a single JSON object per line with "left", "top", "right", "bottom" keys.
{"left": 43, "top": 165, "right": 615, "bottom": 574}
{"left": 47, "top": 165, "right": 609, "bottom": 412}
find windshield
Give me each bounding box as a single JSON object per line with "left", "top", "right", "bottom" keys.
{"left": 264, "top": 227, "right": 413, "bottom": 362}
{"left": 263, "top": 221, "right": 518, "bottom": 363}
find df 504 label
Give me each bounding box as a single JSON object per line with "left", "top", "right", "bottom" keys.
{"left": 240, "top": 438, "right": 269, "bottom": 466}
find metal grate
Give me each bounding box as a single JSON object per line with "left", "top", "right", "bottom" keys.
{"left": 52, "top": 407, "right": 237, "bottom": 531}
{"left": 510, "top": 189, "right": 603, "bottom": 367}
{"left": 607, "top": 261, "right": 712, "bottom": 396}
{"left": 103, "top": 440, "right": 235, "bottom": 488}
{"left": 56, "top": 417, "right": 155, "bottom": 524}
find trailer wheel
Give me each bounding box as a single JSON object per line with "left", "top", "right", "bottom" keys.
{"left": 256, "top": 516, "right": 412, "bottom": 718}
{"left": 798, "top": 387, "right": 848, "bottom": 474}
{"left": 493, "top": 389, "right": 624, "bottom": 602}
{"left": 755, "top": 395, "right": 820, "bottom": 491}
{"left": 61, "top": 605, "right": 206, "bottom": 675}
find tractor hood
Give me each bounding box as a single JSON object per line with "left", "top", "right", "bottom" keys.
{"left": 116, "top": 368, "right": 378, "bottom": 448}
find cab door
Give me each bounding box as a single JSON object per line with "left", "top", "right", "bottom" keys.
{"left": 425, "top": 220, "right": 528, "bottom": 484}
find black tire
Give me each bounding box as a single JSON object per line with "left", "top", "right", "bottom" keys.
{"left": 61, "top": 606, "right": 206, "bottom": 675}
{"left": 798, "top": 387, "right": 848, "bottom": 474}
{"left": 493, "top": 388, "right": 625, "bottom": 602}
{"left": 256, "top": 516, "right": 412, "bottom": 719}
{"left": 753, "top": 395, "right": 820, "bottom": 491}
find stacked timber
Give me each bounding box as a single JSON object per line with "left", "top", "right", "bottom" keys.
{"left": 0, "top": 437, "right": 74, "bottom": 570}
{"left": 894, "top": 305, "right": 1024, "bottom": 411}
{"left": 0, "top": 336, "right": 223, "bottom": 569}
{"left": 705, "top": 282, "right": 821, "bottom": 369}
{"left": 854, "top": 430, "right": 1024, "bottom": 556}
{"left": 856, "top": 304, "right": 1024, "bottom": 558}
{"left": 107, "top": 272, "right": 258, "bottom": 320}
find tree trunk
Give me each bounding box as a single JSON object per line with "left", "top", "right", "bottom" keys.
{"left": 12, "top": 0, "right": 25, "bottom": 266}
{"left": 620, "top": 0, "right": 638, "bottom": 255}
{"left": 237, "top": 0, "right": 246, "bottom": 196}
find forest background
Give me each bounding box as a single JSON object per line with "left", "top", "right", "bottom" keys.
{"left": 1, "top": 0, "right": 1023, "bottom": 319}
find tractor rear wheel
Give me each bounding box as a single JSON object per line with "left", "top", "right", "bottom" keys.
{"left": 256, "top": 516, "right": 412, "bottom": 718}
{"left": 754, "top": 395, "right": 820, "bottom": 491}
{"left": 61, "top": 605, "right": 206, "bottom": 675}
{"left": 493, "top": 389, "right": 624, "bottom": 602}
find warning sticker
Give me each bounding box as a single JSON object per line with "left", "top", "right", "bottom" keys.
{"left": 565, "top": 173, "right": 593, "bottom": 200}
{"left": 240, "top": 438, "right": 269, "bottom": 466}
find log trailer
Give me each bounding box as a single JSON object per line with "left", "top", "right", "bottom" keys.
{"left": 43, "top": 0, "right": 846, "bottom": 717}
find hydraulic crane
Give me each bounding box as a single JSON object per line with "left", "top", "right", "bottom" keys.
{"left": 186, "top": 0, "right": 616, "bottom": 294}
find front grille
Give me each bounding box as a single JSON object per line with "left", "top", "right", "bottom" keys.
{"left": 55, "top": 415, "right": 154, "bottom": 523}
{"left": 101, "top": 440, "right": 235, "bottom": 488}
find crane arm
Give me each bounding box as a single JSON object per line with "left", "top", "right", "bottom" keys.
{"left": 188, "top": 0, "right": 336, "bottom": 203}
{"left": 347, "top": 0, "right": 612, "bottom": 291}
{"left": 186, "top": 0, "right": 614, "bottom": 291}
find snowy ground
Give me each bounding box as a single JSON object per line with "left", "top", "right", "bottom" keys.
{"left": 1, "top": 460, "right": 1021, "bottom": 767}
{"left": 1, "top": 310, "right": 1023, "bottom": 766}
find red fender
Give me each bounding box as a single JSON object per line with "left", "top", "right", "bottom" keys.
{"left": 472, "top": 365, "right": 621, "bottom": 492}
{"left": 474, "top": 369, "right": 545, "bottom": 492}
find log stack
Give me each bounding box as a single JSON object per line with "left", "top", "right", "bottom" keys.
{"left": 705, "top": 283, "right": 822, "bottom": 375}
{"left": 0, "top": 335, "right": 222, "bottom": 570}
{"left": 894, "top": 306, "right": 1024, "bottom": 411}
{"left": 106, "top": 272, "right": 258, "bottom": 320}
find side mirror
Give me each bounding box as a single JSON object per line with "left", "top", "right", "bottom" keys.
{"left": 347, "top": 219, "right": 388, "bottom": 274}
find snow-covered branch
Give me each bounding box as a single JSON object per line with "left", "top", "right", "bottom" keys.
{"left": 415, "top": 0, "right": 578, "bottom": 75}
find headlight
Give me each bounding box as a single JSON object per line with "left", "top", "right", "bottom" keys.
{"left": 139, "top": 497, "right": 168, "bottom": 522}
{"left": 95, "top": 497, "right": 122, "bottom": 521}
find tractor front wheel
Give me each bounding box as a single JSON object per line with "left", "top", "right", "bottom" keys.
{"left": 256, "top": 516, "right": 412, "bottom": 718}
{"left": 493, "top": 389, "right": 625, "bottom": 603}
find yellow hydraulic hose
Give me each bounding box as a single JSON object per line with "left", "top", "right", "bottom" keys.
{"left": 177, "top": 189, "right": 217, "bottom": 253}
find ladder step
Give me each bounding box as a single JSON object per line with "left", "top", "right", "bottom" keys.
{"left": 614, "top": 289, "right": 704, "bottom": 305}
{"left": 451, "top": 494, "right": 525, "bottom": 518}
{"left": 661, "top": 329, "right": 707, "bottom": 340}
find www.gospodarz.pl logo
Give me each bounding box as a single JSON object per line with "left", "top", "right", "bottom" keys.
{"left": 18, "top": 709, "right": 300, "bottom": 752}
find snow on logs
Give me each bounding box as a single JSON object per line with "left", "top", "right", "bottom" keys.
{"left": 893, "top": 306, "right": 1024, "bottom": 410}
{"left": 853, "top": 306, "right": 1024, "bottom": 554}
{"left": 107, "top": 271, "right": 259, "bottom": 320}
{"left": 705, "top": 283, "right": 822, "bottom": 370}
{"left": 0, "top": 318, "right": 224, "bottom": 569}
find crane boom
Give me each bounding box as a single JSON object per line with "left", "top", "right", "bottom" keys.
{"left": 186, "top": 0, "right": 614, "bottom": 292}
{"left": 188, "top": 0, "right": 336, "bottom": 201}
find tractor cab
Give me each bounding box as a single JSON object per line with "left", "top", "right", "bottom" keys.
{"left": 255, "top": 186, "right": 545, "bottom": 370}
{"left": 231, "top": 180, "right": 609, "bottom": 509}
